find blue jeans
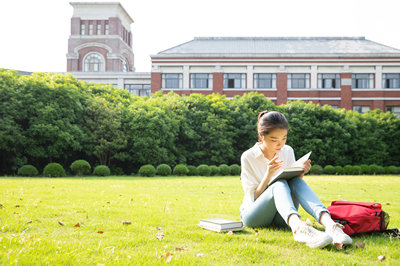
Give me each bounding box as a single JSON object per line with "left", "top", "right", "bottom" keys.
{"left": 240, "top": 177, "right": 329, "bottom": 228}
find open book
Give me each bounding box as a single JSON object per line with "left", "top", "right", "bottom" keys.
{"left": 268, "top": 152, "right": 312, "bottom": 186}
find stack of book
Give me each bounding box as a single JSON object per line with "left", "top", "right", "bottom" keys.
{"left": 198, "top": 218, "right": 244, "bottom": 232}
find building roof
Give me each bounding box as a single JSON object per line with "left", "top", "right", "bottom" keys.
{"left": 155, "top": 37, "right": 400, "bottom": 57}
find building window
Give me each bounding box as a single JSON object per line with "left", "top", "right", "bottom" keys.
{"left": 125, "top": 84, "right": 151, "bottom": 97}
{"left": 353, "top": 105, "right": 370, "bottom": 113}
{"left": 89, "top": 24, "right": 93, "bottom": 35}
{"left": 105, "top": 23, "right": 109, "bottom": 35}
{"left": 331, "top": 105, "right": 338, "bottom": 109}
{"left": 97, "top": 24, "right": 101, "bottom": 35}
{"left": 352, "top": 74, "right": 374, "bottom": 89}
{"left": 122, "top": 59, "right": 129, "bottom": 72}
{"left": 162, "top": 74, "right": 182, "bottom": 89}
{"left": 80, "top": 24, "right": 85, "bottom": 35}
{"left": 288, "top": 73, "right": 310, "bottom": 89}
{"left": 190, "top": 73, "right": 213, "bottom": 89}
{"left": 383, "top": 73, "right": 400, "bottom": 88}
{"left": 223, "top": 73, "right": 246, "bottom": 89}
{"left": 386, "top": 106, "right": 400, "bottom": 116}
{"left": 83, "top": 53, "right": 104, "bottom": 72}
{"left": 318, "top": 74, "right": 340, "bottom": 89}
{"left": 254, "top": 73, "right": 276, "bottom": 89}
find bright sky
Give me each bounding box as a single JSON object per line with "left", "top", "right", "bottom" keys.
{"left": 1, "top": 0, "right": 400, "bottom": 73}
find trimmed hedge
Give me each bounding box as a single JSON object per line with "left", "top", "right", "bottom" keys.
{"left": 70, "top": 160, "right": 91, "bottom": 176}
{"left": 323, "top": 165, "right": 335, "bottom": 175}
{"left": 197, "top": 164, "right": 211, "bottom": 176}
{"left": 156, "top": 164, "right": 172, "bottom": 176}
{"left": 209, "top": 165, "right": 219, "bottom": 176}
{"left": 43, "top": 163, "right": 66, "bottom": 177}
{"left": 187, "top": 165, "right": 198, "bottom": 176}
{"left": 310, "top": 165, "right": 323, "bottom": 175}
{"left": 334, "top": 166, "right": 343, "bottom": 175}
{"left": 17, "top": 165, "right": 39, "bottom": 176}
{"left": 93, "top": 165, "right": 110, "bottom": 176}
{"left": 139, "top": 164, "right": 156, "bottom": 177}
{"left": 218, "top": 164, "right": 230, "bottom": 176}
{"left": 173, "top": 164, "right": 188, "bottom": 176}
{"left": 230, "top": 164, "right": 241, "bottom": 176}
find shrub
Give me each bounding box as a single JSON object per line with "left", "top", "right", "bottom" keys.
{"left": 209, "top": 165, "right": 219, "bottom": 176}
{"left": 369, "top": 164, "right": 379, "bottom": 175}
{"left": 334, "top": 166, "right": 343, "bottom": 175}
{"left": 230, "top": 164, "right": 241, "bottom": 176}
{"left": 343, "top": 165, "right": 354, "bottom": 175}
{"left": 93, "top": 165, "right": 110, "bottom": 176}
{"left": 360, "top": 164, "right": 371, "bottom": 175}
{"left": 197, "top": 164, "right": 211, "bottom": 176}
{"left": 310, "top": 165, "right": 323, "bottom": 175}
{"left": 110, "top": 166, "right": 125, "bottom": 175}
{"left": 138, "top": 164, "right": 156, "bottom": 177}
{"left": 173, "top": 164, "right": 188, "bottom": 176}
{"left": 70, "top": 160, "right": 91, "bottom": 176}
{"left": 376, "top": 166, "right": 385, "bottom": 175}
{"left": 156, "top": 164, "right": 172, "bottom": 176}
{"left": 43, "top": 163, "right": 66, "bottom": 177}
{"left": 187, "top": 165, "right": 199, "bottom": 176}
{"left": 396, "top": 167, "right": 400, "bottom": 175}
{"left": 353, "top": 165, "right": 362, "bottom": 175}
{"left": 17, "top": 165, "right": 38, "bottom": 176}
{"left": 323, "top": 165, "right": 336, "bottom": 175}
{"left": 218, "top": 164, "right": 231, "bottom": 176}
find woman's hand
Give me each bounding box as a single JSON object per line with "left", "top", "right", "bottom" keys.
{"left": 254, "top": 155, "right": 283, "bottom": 200}
{"left": 266, "top": 156, "right": 284, "bottom": 181}
{"left": 299, "top": 159, "right": 311, "bottom": 178}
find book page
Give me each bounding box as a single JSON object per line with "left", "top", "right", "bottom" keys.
{"left": 269, "top": 151, "right": 312, "bottom": 183}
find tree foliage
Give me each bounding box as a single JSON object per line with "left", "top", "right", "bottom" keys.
{"left": 0, "top": 70, "right": 399, "bottom": 175}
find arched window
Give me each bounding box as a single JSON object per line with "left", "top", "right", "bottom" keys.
{"left": 122, "top": 58, "right": 129, "bottom": 72}
{"left": 83, "top": 53, "right": 104, "bottom": 72}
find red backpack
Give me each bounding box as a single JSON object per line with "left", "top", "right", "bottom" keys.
{"left": 327, "top": 201, "right": 390, "bottom": 236}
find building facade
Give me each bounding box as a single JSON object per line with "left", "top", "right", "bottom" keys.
{"left": 151, "top": 37, "right": 400, "bottom": 114}
{"left": 67, "top": 2, "right": 150, "bottom": 96}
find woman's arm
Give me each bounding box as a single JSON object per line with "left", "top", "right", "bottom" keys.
{"left": 254, "top": 156, "right": 283, "bottom": 200}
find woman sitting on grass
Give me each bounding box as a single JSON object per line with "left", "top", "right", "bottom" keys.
{"left": 240, "top": 110, "right": 352, "bottom": 248}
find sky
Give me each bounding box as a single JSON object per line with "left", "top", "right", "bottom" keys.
{"left": 1, "top": 0, "right": 400, "bottom": 73}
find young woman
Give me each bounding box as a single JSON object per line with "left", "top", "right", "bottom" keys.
{"left": 240, "top": 110, "right": 352, "bottom": 248}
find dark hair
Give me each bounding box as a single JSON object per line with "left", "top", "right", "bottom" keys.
{"left": 257, "top": 111, "right": 288, "bottom": 141}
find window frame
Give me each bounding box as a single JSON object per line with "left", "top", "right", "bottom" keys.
{"left": 288, "top": 73, "right": 310, "bottom": 89}
{"left": 162, "top": 73, "right": 183, "bottom": 89}
{"left": 317, "top": 73, "right": 341, "bottom": 89}
{"left": 190, "top": 73, "right": 213, "bottom": 89}
{"left": 125, "top": 84, "right": 151, "bottom": 97}
{"left": 254, "top": 73, "right": 276, "bottom": 89}
{"left": 223, "top": 73, "right": 246, "bottom": 89}
{"left": 83, "top": 52, "right": 105, "bottom": 72}
{"left": 353, "top": 105, "right": 370, "bottom": 113}
{"left": 352, "top": 74, "right": 374, "bottom": 89}
{"left": 383, "top": 73, "right": 400, "bottom": 89}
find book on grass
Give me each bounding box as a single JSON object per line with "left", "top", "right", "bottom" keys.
{"left": 199, "top": 218, "right": 244, "bottom": 232}
{"left": 268, "top": 151, "right": 312, "bottom": 186}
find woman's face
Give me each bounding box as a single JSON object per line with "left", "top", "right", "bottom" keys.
{"left": 259, "top": 128, "right": 288, "bottom": 154}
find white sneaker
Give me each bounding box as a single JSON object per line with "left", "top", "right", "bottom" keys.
{"left": 325, "top": 223, "right": 353, "bottom": 246}
{"left": 293, "top": 222, "right": 333, "bottom": 248}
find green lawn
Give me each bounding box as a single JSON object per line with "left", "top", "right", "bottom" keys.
{"left": 1, "top": 175, "right": 399, "bottom": 265}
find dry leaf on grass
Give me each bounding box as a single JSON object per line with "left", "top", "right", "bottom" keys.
{"left": 356, "top": 241, "right": 365, "bottom": 248}
{"left": 25, "top": 221, "right": 32, "bottom": 224}
{"left": 74, "top": 223, "right": 81, "bottom": 227}
{"left": 156, "top": 232, "right": 165, "bottom": 240}
{"left": 97, "top": 231, "right": 104, "bottom": 234}
{"left": 378, "top": 255, "right": 385, "bottom": 261}
{"left": 15, "top": 205, "right": 20, "bottom": 208}
{"left": 0, "top": 204, "right": 5, "bottom": 209}
{"left": 386, "top": 203, "right": 390, "bottom": 205}
{"left": 122, "top": 221, "right": 132, "bottom": 225}
{"left": 165, "top": 252, "right": 173, "bottom": 262}
{"left": 58, "top": 221, "right": 65, "bottom": 226}
{"left": 334, "top": 243, "right": 343, "bottom": 250}
{"left": 156, "top": 227, "right": 162, "bottom": 230}
{"left": 175, "top": 247, "right": 185, "bottom": 251}
{"left": 254, "top": 229, "right": 259, "bottom": 236}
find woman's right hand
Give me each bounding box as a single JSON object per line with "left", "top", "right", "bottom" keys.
{"left": 265, "top": 156, "right": 284, "bottom": 182}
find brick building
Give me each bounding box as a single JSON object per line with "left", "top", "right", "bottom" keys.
{"left": 151, "top": 37, "right": 400, "bottom": 114}
{"left": 67, "top": 2, "right": 150, "bottom": 96}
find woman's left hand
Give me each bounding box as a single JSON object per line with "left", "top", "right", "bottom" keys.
{"left": 300, "top": 159, "right": 312, "bottom": 178}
